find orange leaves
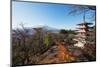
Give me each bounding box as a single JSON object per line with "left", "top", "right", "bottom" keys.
{"left": 56, "top": 42, "right": 76, "bottom": 62}
{"left": 57, "top": 43, "right": 67, "bottom": 61}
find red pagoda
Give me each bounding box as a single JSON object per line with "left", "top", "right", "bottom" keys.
{"left": 74, "top": 11, "right": 93, "bottom": 48}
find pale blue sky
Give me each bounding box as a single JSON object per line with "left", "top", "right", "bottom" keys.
{"left": 12, "top": 1, "right": 95, "bottom": 30}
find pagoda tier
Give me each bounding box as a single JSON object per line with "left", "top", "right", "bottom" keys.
{"left": 76, "top": 25, "right": 87, "bottom": 28}
{"left": 77, "top": 30, "right": 86, "bottom": 33}
{"left": 75, "top": 34, "right": 86, "bottom": 38}
{"left": 76, "top": 26, "right": 93, "bottom": 29}
{"left": 76, "top": 29, "right": 89, "bottom": 32}
{"left": 77, "top": 27, "right": 92, "bottom": 29}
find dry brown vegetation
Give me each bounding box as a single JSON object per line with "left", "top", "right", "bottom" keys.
{"left": 12, "top": 26, "right": 96, "bottom": 66}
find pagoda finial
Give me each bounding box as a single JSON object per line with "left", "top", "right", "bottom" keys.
{"left": 83, "top": 9, "right": 86, "bottom": 23}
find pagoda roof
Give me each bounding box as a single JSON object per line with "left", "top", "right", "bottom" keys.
{"left": 77, "top": 31, "right": 86, "bottom": 33}
{"left": 76, "top": 27, "right": 93, "bottom": 29}
{"left": 77, "top": 22, "right": 93, "bottom": 25}
{"left": 76, "top": 28, "right": 87, "bottom": 29}
{"left": 76, "top": 30, "right": 86, "bottom": 32}
{"left": 74, "top": 30, "right": 79, "bottom": 31}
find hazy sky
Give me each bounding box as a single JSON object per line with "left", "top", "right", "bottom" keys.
{"left": 12, "top": 1, "right": 95, "bottom": 30}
